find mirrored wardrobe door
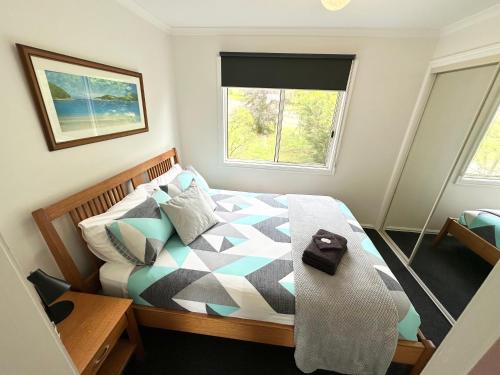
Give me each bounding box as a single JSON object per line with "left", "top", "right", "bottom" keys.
{"left": 383, "top": 64, "right": 499, "bottom": 259}
{"left": 409, "top": 74, "right": 500, "bottom": 320}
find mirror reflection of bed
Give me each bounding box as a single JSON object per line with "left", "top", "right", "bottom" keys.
{"left": 382, "top": 62, "right": 500, "bottom": 323}
{"left": 387, "top": 208, "right": 497, "bottom": 319}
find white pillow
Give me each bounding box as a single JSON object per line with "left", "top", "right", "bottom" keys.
{"left": 79, "top": 183, "right": 155, "bottom": 263}
{"left": 99, "top": 262, "right": 135, "bottom": 298}
{"left": 151, "top": 164, "right": 182, "bottom": 186}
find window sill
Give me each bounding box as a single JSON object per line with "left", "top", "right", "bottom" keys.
{"left": 455, "top": 176, "right": 500, "bottom": 187}
{"left": 223, "top": 159, "right": 335, "bottom": 175}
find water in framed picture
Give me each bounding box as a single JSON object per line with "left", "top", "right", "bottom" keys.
{"left": 17, "top": 44, "right": 148, "bottom": 150}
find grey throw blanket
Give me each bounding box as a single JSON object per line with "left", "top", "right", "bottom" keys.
{"left": 288, "top": 195, "right": 399, "bottom": 375}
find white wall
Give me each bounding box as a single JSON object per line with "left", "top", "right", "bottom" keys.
{"left": 430, "top": 184, "right": 500, "bottom": 230}
{"left": 434, "top": 8, "right": 500, "bottom": 58}
{"left": 0, "top": 233, "right": 76, "bottom": 375}
{"left": 172, "top": 33, "right": 436, "bottom": 225}
{"left": 0, "top": 0, "right": 179, "bottom": 277}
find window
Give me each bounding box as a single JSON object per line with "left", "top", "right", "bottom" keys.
{"left": 225, "top": 87, "right": 342, "bottom": 167}
{"left": 220, "top": 52, "right": 354, "bottom": 170}
{"left": 462, "top": 104, "right": 500, "bottom": 184}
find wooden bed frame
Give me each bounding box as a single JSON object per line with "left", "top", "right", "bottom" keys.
{"left": 32, "top": 148, "right": 435, "bottom": 374}
{"left": 433, "top": 217, "right": 499, "bottom": 266}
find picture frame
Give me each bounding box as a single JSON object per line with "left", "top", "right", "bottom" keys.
{"left": 17, "top": 44, "right": 149, "bottom": 151}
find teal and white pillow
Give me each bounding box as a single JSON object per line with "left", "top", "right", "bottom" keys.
{"left": 106, "top": 190, "right": 173, "bottom": 265}
{"left": 187, "top": 166, "right": 210, "bottom": 190}
{"left": 160, "top": 167, "right": 216, "bottom": 210}
{"left": 160, "top": 168, "right": 208, "bottom": 194}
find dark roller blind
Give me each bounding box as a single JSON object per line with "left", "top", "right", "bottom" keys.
{"left": 220, "top": 52, "right": 355, "bottom": 91}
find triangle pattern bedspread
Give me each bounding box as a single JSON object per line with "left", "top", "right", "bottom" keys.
{"left": 127, "top": 189, "right": 421, "bottom": 340}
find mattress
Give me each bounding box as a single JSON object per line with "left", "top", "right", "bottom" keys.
{"left": 458, "top": 209, "right": 500, "bottom": 248}
{"left": 100, "top": 189, "right": 421, "bottom": 341}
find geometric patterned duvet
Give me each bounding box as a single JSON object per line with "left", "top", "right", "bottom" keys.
{"left": 127, "top": 189, "right": 421, "bottom": 341}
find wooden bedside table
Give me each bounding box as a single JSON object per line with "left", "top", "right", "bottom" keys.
{"left": 54, "top": 291, "right": 144, "bottom": 375}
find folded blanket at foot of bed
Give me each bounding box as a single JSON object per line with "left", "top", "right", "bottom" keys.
{"left": 289, "top": 194, "right": 399, "bottom": 375}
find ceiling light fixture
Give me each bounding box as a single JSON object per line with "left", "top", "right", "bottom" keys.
{"left": 321, "top": 0, "right": 351, "bottom": 11}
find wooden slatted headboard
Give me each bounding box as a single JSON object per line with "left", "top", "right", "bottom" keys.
{"left": 32, "top": 148, "right": 179, "bottom": 293}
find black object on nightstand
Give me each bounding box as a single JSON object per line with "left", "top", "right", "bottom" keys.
{"left": 27, "top": 268, "right": 74, "bottom": 324}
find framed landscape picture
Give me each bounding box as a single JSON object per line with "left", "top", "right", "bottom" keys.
{"left": 17, "top": 44, "right": 148, "bottom": 150}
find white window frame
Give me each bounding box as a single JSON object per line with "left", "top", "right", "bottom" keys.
{"left": 217, "top": 57, "right": 356, "bottom": 175}
{"left": 456, "top": 100, "right": 500, "bottom": 187}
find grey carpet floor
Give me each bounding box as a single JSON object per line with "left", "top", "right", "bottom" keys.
{"left": 386, "top": 230, "right": 492, "bottom": 319}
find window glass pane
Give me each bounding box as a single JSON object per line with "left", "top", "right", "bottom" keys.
{"left": 464, "top": 105, "right": 500, "bottom": 180}
{"left": 227, "top": 88, "right": 279, "bottom": 162}
{"left": 278, "top": 90, "right": 339, "bottom": 165}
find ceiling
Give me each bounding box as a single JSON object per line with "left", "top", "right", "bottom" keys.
{"left": 131, "top": 0, "right": 500, "bottom": 30}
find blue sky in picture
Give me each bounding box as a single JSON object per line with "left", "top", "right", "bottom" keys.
{"left": 45, "top": 70, "right": 137, "bottom": 99}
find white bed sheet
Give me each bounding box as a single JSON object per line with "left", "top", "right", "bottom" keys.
{"left": 99, "top": 262, "right": 135, "bottom": 298}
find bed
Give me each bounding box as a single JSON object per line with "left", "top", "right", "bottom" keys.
{"left": 433, "top": 210, "right": 500, "bottom": 266}
{"left": 32, "top": 148, "right": 435, "bottom": 374}
{"left": 101, "top": 189, "right": 421, "bottom": 339}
